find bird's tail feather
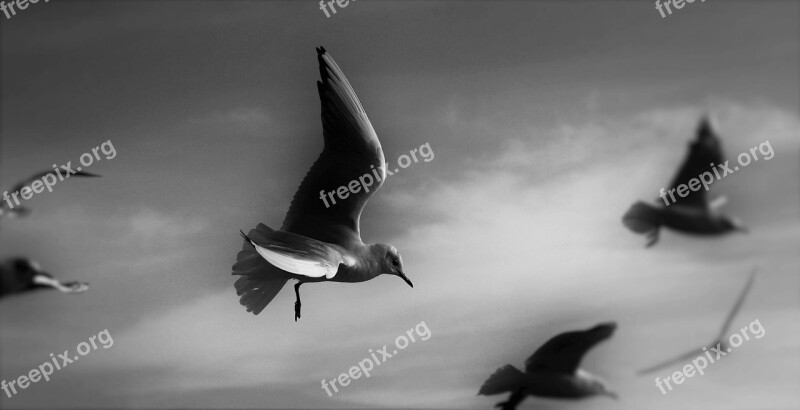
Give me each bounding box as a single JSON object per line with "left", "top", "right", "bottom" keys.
{"left": 232, "top": 223, "right": 288, "bottom": 315}
{"left": 478, "top": 365, "right": 525, "bottom": 396}
{"left": 623, "top": 201, "right": 662, "bottom": 234}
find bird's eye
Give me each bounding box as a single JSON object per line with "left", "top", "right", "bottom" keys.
{"left": 392, "top": 259, "right": 399, "bottom": 266}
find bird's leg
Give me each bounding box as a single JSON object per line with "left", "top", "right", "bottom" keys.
{"left": 294, "top": 282, "right": 303, "bottom": 321}
{"left": 645, "top": 228, "right": 660, "bottom": 248}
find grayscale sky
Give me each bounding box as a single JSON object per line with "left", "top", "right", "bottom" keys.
{"left": 1, "top": 1, "right": 798, "bottom": 409}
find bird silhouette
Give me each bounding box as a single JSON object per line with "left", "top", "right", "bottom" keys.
{"left": 0, "top": 258, "right": 89, "bottom": 298}
{"left": 623, "top": 116, "right": 746, "bottom": 247}
{"left": 638, "top": 269, "right": 757, "bottom": 375}
{"left": 479, "top": 322, "right": 618, "bottom": 410}
{"left": 0, "top": 170, "right": 100, "bottom": 221}
{"left": 232, "top": 47, "right": 412, "bottom": 321}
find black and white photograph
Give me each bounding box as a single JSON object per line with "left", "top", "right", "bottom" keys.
{"left": 1, "top": 1, "right": 798, "bottom": 409}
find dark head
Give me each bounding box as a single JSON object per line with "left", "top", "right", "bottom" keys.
{"left": 374, "top": 243, "right": 412, "bottom": 287}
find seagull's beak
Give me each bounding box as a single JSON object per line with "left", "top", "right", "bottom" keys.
{"left": 605, "top": 390, "right": 619, "bottom": 400}
{"left": 396, "top": 271, "right": 413, "bottom": 288}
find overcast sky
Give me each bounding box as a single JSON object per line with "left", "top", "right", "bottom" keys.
{"left": 1, "top": 1, "right": 799, "bottom": 409}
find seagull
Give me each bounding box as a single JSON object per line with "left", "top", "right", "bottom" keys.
{"left": 623, "top": 116, "right": 746, "bottom": 247}
{"left": 232, "top": 47, "right": 412, "bottom": 321}
{"left": 478, "top": 322, "right": 618, "bottom": 410}
{"left": 638, "top": 269, "right": 757, "bottom": 375}
{"left": 0, "top": 258, "right": 89, "bottom": 298}
{"left": 0, "top": 170, "right": 100, "bottom": 221}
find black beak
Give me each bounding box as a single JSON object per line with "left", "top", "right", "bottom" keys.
{"left": 396, "top": 271, "right": 413, "bottom": 288}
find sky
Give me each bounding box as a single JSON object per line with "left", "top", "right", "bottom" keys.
{"left": 1, "top": 0, "right": 799, "bottom": 409}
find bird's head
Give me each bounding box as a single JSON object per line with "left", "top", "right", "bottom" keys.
{"left": 595, "top": 382, "right": 618, "bottom": 400}
{"left": 374, "top": 243, "right": 412, "bottom": 288}
{"left": 577, "top": 369, "right": 617, "bottom": 400}
{"left": 721, "top": 216, "right": 747, "bottom": 234}
{"left": 586, "top": 375, "right": 618, "bottom": 400}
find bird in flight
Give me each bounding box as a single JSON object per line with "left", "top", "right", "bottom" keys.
{"left": 232, "top": 47, "right": 412, "bottom": 321}
{"left": 479, "top": 322, "right": 618, "bottom": 410}
{"left": 623, "top": 116, "right": 746, "bottom": 247}
{"left": 638, "top": 269, "right": 757, "bottom": 375}
{"left": 0, "top": 258, "right": 89, "bottom": 298}
{"left": 0, "top": 170, "right": 100, "bottom": 221}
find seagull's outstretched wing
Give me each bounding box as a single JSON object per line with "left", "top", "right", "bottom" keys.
{"left": 8, "top": 170, "right": 100, "bottom": 194}
{"left": 637, "top": 346, "right": 704, "bottom": 375}
{"left": 2, "top": 170, "right": 101, "bottom": 213}
{"left": 524, "top": 322, "right": 616, "bottom": 375}
{"left": 638, "top": 269, "right": 756, "bottom": 375}
{"left": 240, "top": 230, "right": 352, "bottom": 279}
{"left": 281, "top": 47, "right": 386, "bottom": 247}
{"left": 667, "top": 117, "right": 724, "bottom": 210}
{"left": 716, "top": 268, "right": 757, "bottom": 339}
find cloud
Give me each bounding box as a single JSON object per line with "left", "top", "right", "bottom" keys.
{"left": 69, "top": 100, "right": 800, "bottom": 409}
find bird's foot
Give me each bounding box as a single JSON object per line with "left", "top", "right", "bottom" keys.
{"left": 294, "top": 300, "right": 302, "bottom": 321}
{"left": 645, "top": 230, "right": 660, "bottom": 248}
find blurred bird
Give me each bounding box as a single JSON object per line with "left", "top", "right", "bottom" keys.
{"left": 0, "top": 169, "right": 100, "bottom": 221}
{"left": 0, "top": 258, "right": 89, "bottom": 298}
{"left": 623, "top": 116, "right": 746, "bottom": 247}
{"left": 638, "top": 269, "right": 757, "bottom": 374}
{"left": 479, "top": 322, "right": 618, "bottom": 410}
{"left": 232, "top": 47, "right": 412, "bottom": 321}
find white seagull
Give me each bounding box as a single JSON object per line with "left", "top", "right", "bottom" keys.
{"left": 232, "top": 47, "right": 412, "bottom": 321}
{"left": 623, "top": 117, "right": 746, "bottom": 247}
{"left": 0, "top": 258, "right": 89, "bottom": 298}
{"left": 479, "top": 322, "right": 618, "bottom": 410}
{"left": 638, "top": 269, "right": 757, "bottom": 374}
{"left": 1, "top": 169, "right": 100, "bottom": 221}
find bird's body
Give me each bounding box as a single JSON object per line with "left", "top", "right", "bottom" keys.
{"left": 479, "top": 322, "right": 618, "bottom": 410}
{"left": 505, "top": 370, "right": 610, "bottom": 399}
{"left": 632, "top": 203, "right": 739, "bottom": 236}
{"left": 232, "top": 47, "right": 412, "bottom": 320}
{"left": 623, "top": 117, "right": 745, "bottom": 247}
{"left": 0, "top": 258, "right": 88, "bottom": 298}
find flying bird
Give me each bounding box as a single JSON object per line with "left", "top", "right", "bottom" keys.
{"left": 638, "top": 269, "right": 757, "bottom": 375}
{"left": 232, "top": 47, "right": 412, "bottom": 321}
{"left": 479, "top": 322, "right": 618, "bottom": 410}
{"left": 0, "top": 170, "right": 100, "bottom": 221}
{"left": 623, "top": 116, "right": 746, "bottom": 247}
{"left": 0, "top": 258, "right": 89, "bottom": 298}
